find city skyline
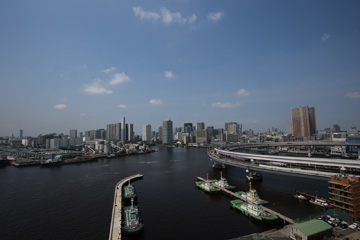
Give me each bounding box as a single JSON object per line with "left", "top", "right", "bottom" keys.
{"left": 1, "top": 1, "right": 359, "bottom": 136}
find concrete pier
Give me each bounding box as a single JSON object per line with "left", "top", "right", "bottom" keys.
{"left": 197, "top": 176, "right": 296, "bottom": 224}
{"left": 108, "top": 174, "right": 143, "bottom": 240}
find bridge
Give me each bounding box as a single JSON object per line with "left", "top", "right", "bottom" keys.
{"left": 197, "top": 177, "right": 296, "bottom": 224}
{"left": 108, "top": 174, "right": 143, "bottom": 240}
{"left": 209, "top": 148, "right": 360, "bottom": 179}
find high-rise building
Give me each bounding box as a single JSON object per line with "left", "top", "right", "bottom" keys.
{"left": 158, "top": 126, "right": 163, "bottom": 142}
{"left": 121, "top": 117, "right": 126, "bottom": 141}
{"left": 183, "top": 123, "right": 193, "bottom": 134}
{"left": 127, "top": 123, "right": 134, "bottom": 142}
{"left": 225, "top": 122, "right": 240, "bottom": 134}
{"left": 333, "top": 124, "right": 341, "bottom": 132}
{"left": 162, "top": 120, "right": 173, "bottom": 144}
{"left": 290, "top": 105, "right": 317, "bottom": 137}
{"left": 142, "top": 124, "right": 152, "bottom": 143}
{"left": 70, "top": 129, "right": 77, "bottom": 138}
{"left": 19, "top": 130, "right": 23, "bottom": 138}
{"left": 328, "top": 175, "right": 360, "bottom": 219}
{"left": 196, "top": 122, "right": 205, "bottom": 130}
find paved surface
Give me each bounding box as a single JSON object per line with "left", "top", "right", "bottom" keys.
{"left": 108, "top": 174, "right": 143, "bottom": 240}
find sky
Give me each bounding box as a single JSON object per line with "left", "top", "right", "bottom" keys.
{"left": 0, "top": 0, "right": 359, "bottom": 137}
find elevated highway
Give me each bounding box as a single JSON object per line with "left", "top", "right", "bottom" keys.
{"left": 209, "top": 149, "right": 360, "bottom": 179}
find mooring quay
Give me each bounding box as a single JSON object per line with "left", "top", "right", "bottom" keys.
{"left": 197, "top": 176, "right": 296, "bottom": 224}
{"left": 108, "top": 174, "right": 143, "bottom": 240}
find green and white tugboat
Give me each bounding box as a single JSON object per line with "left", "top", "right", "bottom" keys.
{"left": 230, "top": 183, "right": 277, "bottom": 222}
{"left": 123, "top": 198, "right": 144, "bottom": 234}
{"left": 210, "top": 171, "right": 236, "bottom": 190}
{"left": 235, "top": 182, "right": 268, "bottom": 205}
{"left": 123, "top": 180, "right": 137, "bottom": 199}
{"left": 195, "top": 174, "right": 221, "bottom": 193}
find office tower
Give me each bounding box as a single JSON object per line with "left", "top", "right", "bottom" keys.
{"left": 225, "top": 122, "right": 240, "bottom": 134}
{"left": 85, "top": 131, "right": 91, "bottom": 138}
{"left": 333, "top": 124, "right": 341, "bottom": 132}
{"left": 183, "top": 123, "right": 193, "bottom": 134}
{"left": 19, "top": 130, "right": 23, "bottom": 138}
{"left": 196, "top": 122, "right": 205, "bottom": 130}
{"left": 158, "top": 127, "right": 163, "bottom": 142}
{"left": 162, "top": 120, "right": 173, "bottom": 144}
{"left": 142, "top": 124, "right": 152, "bottom": 143}
{"left": 70, "top": 129, "right": 77, "bottom": 138}
{"left": 121, "top": 117, "right": 126, "bottom": 141}
{"left": 290, "top": 105, "right": 317, "bottom": 137}
{"left": 127, "top": 123, "right": 133, "bottom": 142}
{"left": 328, "top": 175, "right": 360, "bottom": 219}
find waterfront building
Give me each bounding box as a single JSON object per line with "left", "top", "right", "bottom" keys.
{"left": 142, "top": 124, "right": 152, "bottom": 143}
{"left": 290, "top": 105, "right": 317, "bottom": 137}
{"left": 333, "top": 124, "right": 341, "bottom": 132}
{"left": 121, "top": 117, "right": 126, "bottom": 141}
{"left": 195, "top": 129, "right": 208, "bottom": 143}
{"left": 70, "top": 129, "right": 77, "bottom": 138}
{"left": 20, "top": 130, "right": 23, "bottom": 138}
{"left": 328, "top": 175, "right": 360, "bottom": 219}
{"left": 162, "top": 120, "right": 173, "bottom": 144}
{"left": 290, "top": 219, "right": 332, "bottom": 240}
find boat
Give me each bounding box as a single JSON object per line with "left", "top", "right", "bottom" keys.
{"left": 123, "top": 180, "right": 137, "bottom": 199}
{"left": 210, "top": 171, "right": 235, "bottom": 190}
{"left": 309, "top": 198, "right": 331, "bottom": 208}
{"left": 294, "top": 193, "right": 308, "bottom": 200}
{"left": 123, "top": 198, "right": 144, "bottom": 234}
{"left": 246, "top": 171, "right": 262, "bottom": 181}
{"left": 230, "top": 199, "right": 278, "bottom": 221}
{"left": 195, "top": 174, "right": 221, "bottom": 193}
{"left": 235, "top": 182, "right": 268, "bottom": 205}
{"left": 40, "top": 155, "right": 63, "bottom": 167}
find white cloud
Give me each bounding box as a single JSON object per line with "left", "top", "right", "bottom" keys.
{"left": 109, "top": 72, "right": 131, "bottom": 85}
{"left": 102, "top": 67, "right": 116, "bottom": 74}
{"left": 237, "top": 88, "right": 250, "bottom": 96}
{"left": 345, "top": 92, "right": 360, "bottom": 99}
{"left": 133, "top": 7, "right": 196, "bottom": 24}
{"left": 321, "top": 33, "right": 331, "bottom": 42}
{"left": 133, "top": 7, "right": 160, "bottom": 20}
{"left": 164, "top": 71, "right": 174, "bottom": 79}
{"left": 117, "top": 104, "right": 127, "bottom": 109}
{"left": 83, "top": 79, "right": 113, "bottom": 95}
{"left": 80, "top": 113, "right": 87, "bottom": 117}
{"left": 81, "top": 64, "right": 88, "bottom": 70}
{"left": 149, "top": 99, "right": 163, "bottom": 105}
{"left": 160, "top": 8, "right": 196, "bottom": 24}
{"left": 211, "top": 102, "right": 242, "bottom": 108}
{"left": 54, "top": 104, "right": 67, "bottom": 110}
{"left": 207, "top": 11, "right": 223, "bottom": 22}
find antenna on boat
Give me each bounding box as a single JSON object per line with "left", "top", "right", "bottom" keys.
{"left": 249, "top": 182, "right": 253, "bottom": 202}
{"left": 131, "top": 198, "right": 134, "bottom": 209}
{"left": 220, "top": 171, "right": 223, "bottom": 179}
{"left": 206, "top": 173, "right": 209, "bottom": 181}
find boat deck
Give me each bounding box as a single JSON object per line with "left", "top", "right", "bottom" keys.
{"left": 197, "top": 176, "right": 296, "bottom": 224}
{"left": 108, "top": 174, "right": 143, "bottom": 240}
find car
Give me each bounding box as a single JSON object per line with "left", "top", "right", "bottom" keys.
{"left": 349, "top": 223, "right": 358, "bottom": 229}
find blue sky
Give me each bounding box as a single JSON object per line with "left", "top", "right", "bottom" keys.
{"left": 0, "top": 0, "right": 359, "bottom": 137}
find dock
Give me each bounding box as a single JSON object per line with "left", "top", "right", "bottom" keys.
{"left": 197, "top": 177, "right": 296, "bottom": 224}
{"left": 108, "top": 174, "right": 143, "bottom": 240}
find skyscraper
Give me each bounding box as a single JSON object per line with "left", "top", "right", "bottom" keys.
{"left": 183, "top": 123, "right": 193, "bottom": 134}
{"left": 142, "top": 124, "right": 152, "bottom": 143}
{"left": 127, "top": 123, "right": 133, "bottom": 142}
{"left": 19, "top": 130, "right": 23, "bottom": 138}
{"left": 290, "top": 105, "right": 317, "bottom": 137}
{"left": 196, "top": 122, "right": 205, "bottom": 130}
{"left": 70, "top": 129, "right": 77, "bottom": 138}
{"left": 162, "top": 120, "right": 173, "bottom": 144}
{"left": 121, "top": 117, "right": 126, "bottom": 141}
